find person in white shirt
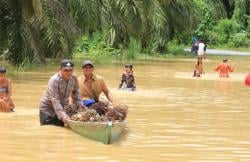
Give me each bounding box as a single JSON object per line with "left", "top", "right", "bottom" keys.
{"left": 197, "top": 40, "right": 206, "bottom": 59}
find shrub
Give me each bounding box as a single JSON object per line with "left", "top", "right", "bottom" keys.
{"left": 230, "top": 33, "right": 248, "bottom": 47}
{"left": 247, "top": 17, "right": 250, "bottom": 32}
{"left": 166, "top": 40, "right": 184, "bottom": 55}
{"left": 213, "top": 19, "right": 241, "bottom": 43}
{"left": 124, "top": 38, "right": 141, "bottom": 60}
{"left": 73, "top": 33, "right": 121, "bottom": 63}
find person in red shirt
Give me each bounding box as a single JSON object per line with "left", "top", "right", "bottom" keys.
{"left": 214, "top": 59, "right": 234, "bottom": 78}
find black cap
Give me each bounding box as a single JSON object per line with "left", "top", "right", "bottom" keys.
{"left": 82, "top": 60, "right": 94, "bottom": 68}
{"left": 0, "top": 66, "right": 6, "bottom": 73}
{"left": 61, "top": 59, "right": 74, "bottom": 70}
{"left": 125, "top": 64, "right": 133, "bottom": 68}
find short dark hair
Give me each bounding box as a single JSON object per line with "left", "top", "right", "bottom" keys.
{"left": 0, "top": 66, "right": 7, "bottom": 73}
{"left": 223, "top": 58, "right": 228, "bottom": 62}
{"left": 125, "top": 64, "right": 133, "bottom": 69}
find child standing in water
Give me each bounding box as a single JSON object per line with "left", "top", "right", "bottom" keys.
{"left": 0, "top": 66, "right": 15, "bottom": 112}
{"left": 214, "top": 59, "right": 234, "bottom": 78}
{"left": 193, "top": 57, "right": 203, "bottom": 77}
{"left": 118, "top": 64, "right": 136, "bottom": 91}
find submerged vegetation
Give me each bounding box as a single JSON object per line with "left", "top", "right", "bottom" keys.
{"left": 0, "top": 0, "right": 250, "bottom": 66}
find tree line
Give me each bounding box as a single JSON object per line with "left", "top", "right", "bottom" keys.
{"left": 0, "top": 0, "right": 249, "bottom": 66}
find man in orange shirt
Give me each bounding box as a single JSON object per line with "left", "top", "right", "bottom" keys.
{"left": 214, "top": 59, "right": 234, "bottom": 78}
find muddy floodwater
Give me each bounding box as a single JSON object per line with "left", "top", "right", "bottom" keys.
{"left": 1, "top": 56, "right": 250, "bottom": 162}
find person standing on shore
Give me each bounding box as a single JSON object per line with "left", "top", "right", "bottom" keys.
{"left": 197, "top": 39, "right": 206, "bottom": 59}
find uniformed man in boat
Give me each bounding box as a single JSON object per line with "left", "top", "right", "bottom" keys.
{"left": 39, "top": 59, "right": 84, "bottom": 126}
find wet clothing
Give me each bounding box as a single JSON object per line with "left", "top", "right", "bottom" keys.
{"left": 0, "top": 79, "right": 9, "bottom": 97}
{"left": 118, "top": 73, "right": 136, "bottom": 90}
{"left": 39, "top": 73, "right": 82, "bottom": 125}
{"left": 78, "top": 74, "right": 109, "bottom": 102}
{"left": 0, "top": 79, "right": 15, "bottom": 112}
{"left": 214, "top": 63, "right": 234, "bottom": 78}
{"left": 0, "top": 86, "right": 8, "bottom": 93}
{"left": 193, "top": 63, "right": 203, "bottom": 77}
{"left": 39, "top": 110, "right": 64, "bottom": 126}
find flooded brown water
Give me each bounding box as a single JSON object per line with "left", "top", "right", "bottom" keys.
{"left": 1, "top": 56, "right": 250, "bottom": 162}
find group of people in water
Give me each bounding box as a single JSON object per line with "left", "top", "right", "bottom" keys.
{"left": 39, "top": 60, "right": 136, "bottom": 126}
{"left": 0, "top": 46, "right": 248, "bottom": 124}
{"left": 0, "top": 60, "right": 136, "bottom": 126}
{"left": 192, "top": 37, "right": 235, "bottom": 78}
{"left": 193, "top": 57, "right": 235, "bottom": 78}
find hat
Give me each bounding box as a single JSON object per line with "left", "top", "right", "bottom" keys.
{"left": 82, "top": 60, "right": 94, "bottom": 68}
{"left": 0, "top": 66, "right": 7, "bottom": 73}
{"left": 61, "top": 59, "right": 74, "bottom": 70}
{"left": 223, "top": 58, "right": 228, "bottom": 62}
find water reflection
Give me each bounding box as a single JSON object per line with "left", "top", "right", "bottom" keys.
{"left": 1, "top": 57, "right": 250, "bottom": 161}
{"left": 214, "top": 80, "right": 232, "bottom": 92}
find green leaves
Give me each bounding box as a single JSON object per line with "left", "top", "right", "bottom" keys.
{"left": 0, "top": 0, "right": 81, "bottom": 66}
{"left": 1, "top": 0, "right": 249, "bottom": 66}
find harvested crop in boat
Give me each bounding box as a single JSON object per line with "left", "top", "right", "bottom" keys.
{"left": 69, "top": 102, "right": 128, "bottom": 122}
{"left": 70, "top": 109, "right": 106, "bottom": 122}
{"left": 89, "top": 101, "right": 110, "bottom": 115}
{"left": 64, "top": 104, "right": 84, "bottom": 117}
{"left": 106, "top": 105, "right": 128, "bottom": 121}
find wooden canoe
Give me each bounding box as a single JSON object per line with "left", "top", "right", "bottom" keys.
{"left": 66, "top": 119, "right": 126, "bottom": 144}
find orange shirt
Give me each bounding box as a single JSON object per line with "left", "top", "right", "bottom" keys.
{"left": 214, "top": 63, "right": 234, "bottom": 77}
{"left": 78, "top": 74, "right": 109, "bottom": 101}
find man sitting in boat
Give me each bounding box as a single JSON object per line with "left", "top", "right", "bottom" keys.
{"left": 39, "top": 59, "right": 84, "bottom": 126}
{"left": 78, "top": 60, "right": 116, "bottom": 107}
{"left": 118, "top": 64, "right": 136, "bottom": 91}
{"left": 214, "top": 58, "right": 234, "bottom": 78}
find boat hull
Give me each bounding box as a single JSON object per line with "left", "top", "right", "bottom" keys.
{"left": 67, "top": 120, "right": 126, "bottom": 144}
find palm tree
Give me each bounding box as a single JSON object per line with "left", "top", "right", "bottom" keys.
{"left": 156, "top": 0, "right": 197, "bottom": 52}
{"left": 86, "top": 0, "right": 165, "bottom": 49}
{"left": 0, "top": 0, "right": 167, "bottom": 65}
{"left": 0, "top": 0, "right": 79, "bottom": 66}
{"left": 221, "top": 0, "right": 235, "bottom": 18}
{"left": 1, "top": 0, "right": 218, "bottom": 66}
{"left": 233, "top": 0, "right": 250, "bottom": 28}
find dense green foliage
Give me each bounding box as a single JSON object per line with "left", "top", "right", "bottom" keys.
{"left": 194, "top": 0, "right": 250, "bottom": 48}
{"left": 0, "top": 0, "right": 250, "bottom": 66}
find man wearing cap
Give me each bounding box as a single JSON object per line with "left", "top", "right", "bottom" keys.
{"left": 214, "top": 59, "right": 235, "bottom": 78}
{"left": 39, "top": 59, "right": 83, "bottom": 126}
{"left": 78, "top": 60, "right": 115, "bottom": 107}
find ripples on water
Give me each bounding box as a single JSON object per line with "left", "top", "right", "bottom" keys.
{"left": 1, "top": 58, "right": 250, "bottom": 162}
